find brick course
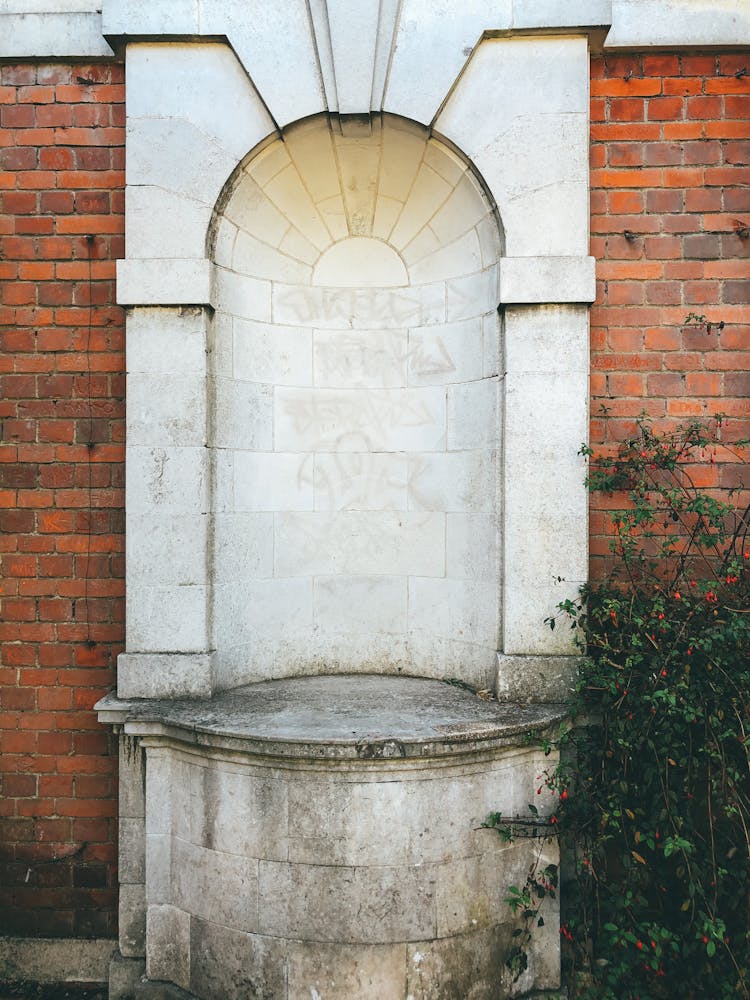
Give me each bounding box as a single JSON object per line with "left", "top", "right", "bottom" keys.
{"left": 0, "top": 63, "right": 124, "bottom": 938}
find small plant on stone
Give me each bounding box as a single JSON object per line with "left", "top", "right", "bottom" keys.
{"left": 484, "top": 806, "right": 560, "bottom": 983}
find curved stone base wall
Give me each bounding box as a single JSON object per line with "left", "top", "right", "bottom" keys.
{"left": 102, "top": 677, "right": 563, "bottom": 1000}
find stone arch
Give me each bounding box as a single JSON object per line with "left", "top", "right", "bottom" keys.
{"left": 208, "top": 113, "right": 504, "bottom": 691}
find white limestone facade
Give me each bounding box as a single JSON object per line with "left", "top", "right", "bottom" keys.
{"left": 207, "top": 117, "right": 502, "bottom": 690}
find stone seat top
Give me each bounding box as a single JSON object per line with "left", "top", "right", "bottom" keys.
{"left": 96, "top": 674, "right": 566, "bottom": 761}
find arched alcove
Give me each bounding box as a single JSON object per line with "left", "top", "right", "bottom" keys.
{"left": 208, "top": 114, "right": 503, "bottom": 691}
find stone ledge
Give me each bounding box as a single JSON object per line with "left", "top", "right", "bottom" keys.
{"left": 496, "top": 654, "right": 581, "bottom": 703}
{"left": 606, "top": 0, "right": 750, "bottom": 48}
{"left": 498, "top": 257, "right": 597, "bottom": 305}
{"left": 0, "top": 10, "right": 114, "bottom": 60}
{"left": 116, "top": 260, "right": 213, "bottom": 307}
{"left": 96, "top": 674, "right": 566, "bottom": 761}
{"left": 4, "top": 2, "right": 749, "bottom": 66}
{"left": 0, "top": 937, "right": 114, "bottom": 986}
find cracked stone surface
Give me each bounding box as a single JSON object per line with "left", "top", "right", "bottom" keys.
{"left": 99, "top": 674, "right": 566, "bottom": 759}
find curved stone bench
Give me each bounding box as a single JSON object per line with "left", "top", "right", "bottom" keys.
{"left": 98, "top": 676, "right": 565, "bottom": 1000}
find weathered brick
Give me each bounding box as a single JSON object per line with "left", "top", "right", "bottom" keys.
{"left": 647, "top": 96, "right": 684, "bottom": 120}
{"left": 724, "top": 280, "right": 750, "bottom": 304}
{"left": 1, "top": 60, "right": 123, "bottom": 940}
{"left": 683, "top": 233, "right": 722, "bottom": 259}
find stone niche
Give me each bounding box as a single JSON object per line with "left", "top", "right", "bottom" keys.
{"left": 210, "top": 115, "right": 502, "bottom": 692}
{"left": 98, "top": 15, "right": 596, "bottom": 1000}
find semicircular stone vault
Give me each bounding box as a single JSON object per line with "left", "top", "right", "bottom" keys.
{"left": 209, "top": 113, "right": 503, "bottom": 691}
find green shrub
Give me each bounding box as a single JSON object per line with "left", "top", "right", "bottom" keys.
{"left": 493, "top": 416, "right": 750, "bottom": 999}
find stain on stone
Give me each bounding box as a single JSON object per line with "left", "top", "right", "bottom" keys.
{"left": 355, "top": 737, "right": 406, "bottom": 759}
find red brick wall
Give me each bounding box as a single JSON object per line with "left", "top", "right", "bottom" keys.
{"left": 589, "top": 52, "right": 750, "bottom": 575}
{"left": 0, "top": 63, "right": 125, "bottom": 938}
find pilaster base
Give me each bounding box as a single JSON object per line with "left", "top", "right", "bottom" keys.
{"left": 108, "top": 951, "right": 145, "bottom": 1000}
{"left": 496, "top": 654, "right": 581, "bottom": 703}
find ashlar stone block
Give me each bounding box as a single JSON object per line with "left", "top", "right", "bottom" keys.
{"left": 258, "top": 860, "right": 438, "bottom": 943}
{"left": 408, "top": 577, "right": 500, "bottom": 647}
{"left": 125, "top": 42, "right": 273, "bottom": 162}
{"left": 312, "top": 328, "right": 408, "bottom": 388}
{"left": 127, "top": 307, "right": 207, "bottom": 376}
{"left": 117, "top": 653, "right": 213, "bottom": 700}
{"left": 274, "top": 511, "right": 445, "bottom": 577}
{"left": 116, "top": 259, "right": 213, "bottom": 307}
{"left": 120, "top": 883, "right": 147, "bottom": 959}
{"left": 313, "top": 575, "right": 408, "bottom": 634}
{"left": 434, "top": 36, "right": 590, "bottom": 257}
{"left": 274, "top": 386, "right": 447, "bottom": 452}
{"left": 233, "top": 453, "right": 314, "bottom": 513}
{"left": 126, "top": 186, "right": 213, "bottom": 261}
{"left": 187, "top": 763, "right": 289, "bottom": 862}
{"left": 407, "top": 449, "right": 496, "bottom": 514}
{"left": 232, "top": 319, "right": 313, "bottom": 387}
{"left": 125, "top": 446, "right": 209, "bottom": 515}
{"left": 0, "top": 9, "right": 112, "bottom": 59}
{"left": 126, "top": 584, "right": 208, "bottom": 654}
{"left": 212, "top": 513, "right": 274, "bottom": 582}
{"left": 146, "top": 904, "right": 190, "bottom": 991}
{"left": 171, "top": 839, "right": 258, "bottom": 933}
{"left": 127, "top": 512, "right": 208, "bottom": 588}
{"left": 313, "top": 452, "right": 408, "bottom": 511}
{"left": 119, "top": 818, "right": 146, "bottom": 884}
{"left": 213, "top": 577, "right": 313, "bottom": 645}
{"left": 447, "top": 377, "right": 498, "bottom": 451}
{"left": 446, "top": 513, "right": 500, "bottom": 582}
{"left": 407, "top": 318, "right": 484, "bottom": 387}
{"left": 189, "top": 919, "right": 287, "bottom": 1000}
{"left": 287, "top": 941, "right": 408, "bottom": 1000}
